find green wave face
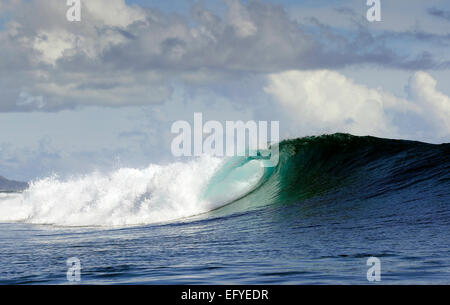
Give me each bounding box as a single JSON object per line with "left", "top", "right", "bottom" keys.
{"left": 204, "top": 133, "right": 449, "bottom": 217}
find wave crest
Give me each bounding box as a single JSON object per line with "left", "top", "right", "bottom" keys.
{"left": 0, "top": 156, "right": 225, "bottom": 226}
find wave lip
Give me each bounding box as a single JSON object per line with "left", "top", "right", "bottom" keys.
{"left": 209, "top": 133, "right": 450, "bottom": 215}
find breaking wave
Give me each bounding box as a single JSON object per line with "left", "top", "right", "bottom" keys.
{"left": 0, "top": 134, "right": 448, "bottom": 227}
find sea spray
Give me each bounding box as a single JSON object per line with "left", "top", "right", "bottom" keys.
{"left": 0, "top": 156, "right": 225, "bottom": 226}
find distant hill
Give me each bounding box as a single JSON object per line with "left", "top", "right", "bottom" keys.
{"left": 0, "top": 176, "right": 28, "bottom": 192}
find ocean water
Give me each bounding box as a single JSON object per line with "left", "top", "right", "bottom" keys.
{"left": 0, "top": 134, "right": 449, "bottom": 284}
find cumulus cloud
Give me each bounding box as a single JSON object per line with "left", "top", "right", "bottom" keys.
{"left": 0, "top": 0, "right": 448, "bottom": 112}
{"left": 265, "top": 70, "right": 450, "bottom": 140}
{"left": 407, "top": 72, "right": 450, "bottom": 136}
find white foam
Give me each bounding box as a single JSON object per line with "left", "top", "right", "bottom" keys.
{"left": 0, "top": 156, "right": 238, "bottom": 227}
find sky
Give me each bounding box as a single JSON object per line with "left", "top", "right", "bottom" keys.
{"left": 0, "top": 0, "right": 449, "bottom": 180}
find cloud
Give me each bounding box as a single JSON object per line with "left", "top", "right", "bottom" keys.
{"left": 84, "top": 0, "right": 146, "bottom": 27}
{"left": 0, "top": 0, "right": 170, "bottom": 111}
{"left": 428, "top": 7, "right": 450, "bottom": 22}
{"left": 406, "top": 72, "right": 450, "bottom": 136}
{"left": 0, "top": 0, "right": 449, "bottom": 112}
{"left": 0, "top": 88, "right": 272, "bottom": 180}
{"left": 224, "top": 0, "right": 257, "bottom": 38}
{"left": 265, "top": 70, "right": 450, "bottom": 141}
{"left": 16, "top": 92, "right": 46, "bottom": 109}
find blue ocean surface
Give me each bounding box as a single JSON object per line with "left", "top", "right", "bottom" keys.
{"left": 0, "top": 134, "right": 449, "bottom": 284}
